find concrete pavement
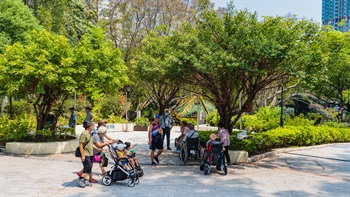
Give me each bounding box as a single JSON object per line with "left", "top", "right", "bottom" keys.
{"left": 1, "top": 130, "right": 349, "bottom": 197}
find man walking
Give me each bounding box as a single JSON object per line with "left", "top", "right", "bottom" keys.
{"left": 69, "top": 107, "right": 77, "bottom": 128}
{"left": 83, "top": 107, "right": 93, "bottom": 129}
{"left": 160, "top": 109, "right": 174, "bottom": 150}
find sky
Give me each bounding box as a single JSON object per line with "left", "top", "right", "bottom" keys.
{"left": 211, "top": 0, "right": 322, "bottom": 22}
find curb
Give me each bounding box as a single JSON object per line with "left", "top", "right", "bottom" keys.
{"left": 248, "top": 142, "right": 350, "bottom": 163}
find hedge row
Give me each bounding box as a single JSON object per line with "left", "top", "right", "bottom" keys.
{"left": 198, "top": 125, "right": 350, "bottom": 156}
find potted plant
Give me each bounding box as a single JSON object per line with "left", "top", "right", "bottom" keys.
{"left": 133, "top": 117, "right": 150, "bottom": 131}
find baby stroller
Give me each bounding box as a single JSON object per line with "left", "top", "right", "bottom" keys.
{"left": 102, "top": 144, "right": 139, "bottom": 187}
{"left": 200, "top": 142, "right": 227, "bottom": 175}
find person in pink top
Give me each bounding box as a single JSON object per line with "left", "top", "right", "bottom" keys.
{"left": 217, "top": 122, "right": 231, "bottom": 165}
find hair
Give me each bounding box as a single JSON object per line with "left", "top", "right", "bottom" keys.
{"left": 210, "top": 133, "right": 217, "bottom": 141}
{"left": 124, "top": 142, "right": 131, "bottom": 149}
{"left": 188, "top": 124, "right": 195, "bottom": 130}
{"left": 84, "top": 121, "right": 94, "bottom": 129}
{"left": 97, "top": 120, "right": 106, "bottom": 129}
{"left": 181, "top": 121, "right": 187, "bottom": 126}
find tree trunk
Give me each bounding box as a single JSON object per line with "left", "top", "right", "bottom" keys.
{"left": 9, "top": 93, "right": 13, "bottom": 119}
{"left": 217, "top": 105, "right": 235, "bottom": 133}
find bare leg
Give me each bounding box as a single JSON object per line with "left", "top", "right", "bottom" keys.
{"left": 99, "top": 163, "right": 106, "bottom": 174}
{"left": 150, "top": 150, "right": 155, "bottom": 163}
{"left": 156, "top": 149, "right": 163, "bottom": 157}
{"left": 134, "top": 157, "right": 139, "bottom": 166}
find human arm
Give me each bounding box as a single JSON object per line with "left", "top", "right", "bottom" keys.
{"left": 79, "top": 142, "right": 85, "bottom": 162}
{"left": 105, "top": 134, "right": 119, "bottom": 143}
{"left": 148, "top": 124, "right": 152, "bottom": 145}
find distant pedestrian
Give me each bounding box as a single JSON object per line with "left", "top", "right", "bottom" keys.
{"left": 83, "top": 107, "right": 93, "bottom": 129}
{"left": 148, "top": 114, "right": 163, "bottom": 166}
{"left": 160, "top": 109, "right": 174, "bottom": 150}
{"left": 46, "top": 111, "right": 55, "bottom": 125}
{"left": 217, "top": 122, "right": 231, "bottom": 165}
{"left": 68, "top": 107, "right": 77, "bottom": 128}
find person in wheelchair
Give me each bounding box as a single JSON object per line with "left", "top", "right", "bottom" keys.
{"left": 179, "top": 124, "right": 200, "bottom": 163}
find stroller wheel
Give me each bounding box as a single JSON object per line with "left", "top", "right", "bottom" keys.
{"left": 134, "top": 176, "right": 140, "bottom": 185}
{"left": 216, "top": 165, "right": 221, "bottom": 171}
{"left": 128, "top": 179, "right": 135, "bottom": 187}
{"left": 102, "top": 175, "right": 112, "bottom": 186}
{"left": 204, "top": 166, "right": 210, "bottom": 175}
{"left": 200, "top": 164, "right": 204, "bottom": 171}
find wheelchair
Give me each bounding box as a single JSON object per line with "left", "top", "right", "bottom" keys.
{"left": 200, "top": 142, "right": 227, "bottom": 175}
{"left": 179, "top": 137, "right": 202, "bottom": 164}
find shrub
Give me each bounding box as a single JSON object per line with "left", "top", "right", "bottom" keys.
{"left": 198, "top": 126, "right": 350, "bottom": 156}
{"left": 134, "top": 117, "right": 150, "bottom": 126}
{"left": 206, "top": 110, "right": 219, "bottom": 126}
{"left": 107, "top": 114, "right": 127, "bottom": 123}
{"left": 180, "top": 118, "right": 197, "bottom": 126}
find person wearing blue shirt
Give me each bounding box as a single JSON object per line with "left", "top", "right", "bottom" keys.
{"left": 69, "top": 107, "right": 77, "bottom": 128}
{"left": 160, "top": 109, "right": 174, "bottom": 150}
{"left": 83, "top": 107, "right": 93, "bottom": 129}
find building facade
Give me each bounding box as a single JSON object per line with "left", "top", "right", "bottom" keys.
{"left": 322, "top": 0, "right": 350, "bottom": 31}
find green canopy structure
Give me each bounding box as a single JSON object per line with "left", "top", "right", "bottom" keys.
{"left": 173, "top": 95, "right": 216, "bottom": 120}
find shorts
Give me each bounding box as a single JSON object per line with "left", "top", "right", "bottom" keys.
{"left": 121, "top": 160, "right": 127, "bottom": 165}
{"left": 149, "top": 141, "right": 163, "bottom": 150}
{"left": 82, "top": 156, "right": 93, "bottom": 174}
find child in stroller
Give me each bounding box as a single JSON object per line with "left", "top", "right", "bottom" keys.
{"left": 101, "top": 143, "right": 139, "bottom": 187}
{"left": 200, "top": 133, "right": 228, "bottom": 175}
{"left": 124, "top": 142, "right": 143, "bottom": 177}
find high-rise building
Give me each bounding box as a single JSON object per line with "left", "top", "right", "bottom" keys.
{"left": 322, "top": 0, "right": 350, "bottom": 32}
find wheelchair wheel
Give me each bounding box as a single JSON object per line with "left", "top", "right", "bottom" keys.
{"left": 180, "top": 146, "right": 188, "bottom": 164}
{"left": 102, "top": 175, "right": 112, "bottom": 186}
{"left": 128, "top": 179, "right": 135, "bottom": 187}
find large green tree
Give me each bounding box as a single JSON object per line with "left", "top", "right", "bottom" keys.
{"left": 302, "top": 29, "right": 350, "bottom": 110}
{"left": 0, "top": 0, "right": 41, "bottom": 53}
{"left": 140, "top": 6, "right": 323, "bottom": 131}
{"left": 0, "top": 28, "right": 127, "bottom": 131}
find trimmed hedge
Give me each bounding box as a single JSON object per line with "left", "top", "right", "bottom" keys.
{"left": 198, "top": 125, "right": 350, "bottom": 156}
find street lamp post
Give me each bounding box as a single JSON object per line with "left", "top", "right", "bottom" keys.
{"left": 280, "top": 85, "right": 284, "bottom": 128}
{"left": 125, "top": 85, "right": 131, "bottom": 132}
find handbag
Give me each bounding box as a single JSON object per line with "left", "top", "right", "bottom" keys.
{"left": 75, "top": 136, "right": 91, "bottom": 157}
{"left": 92, "top": 154, "right": 101, "bottom": 163}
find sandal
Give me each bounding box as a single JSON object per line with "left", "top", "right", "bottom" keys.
{"left": 89, "top": 178, "right": 98, "bottom": 183}
{"left": 76, "top": 172, "right": 82, "bottom": 177}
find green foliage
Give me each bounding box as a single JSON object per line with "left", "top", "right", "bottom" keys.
{"left": 107, "top": 114, "right": 126, "bottom": 124}
{"left": 322, "top": 121, "right": 349, "bottom": 128}
{"left": 0, "top": 113, "right": 36, "bottom": 145}
{"left": 134, "top": 117, "right": 150, "bottom": 127}
{"left": 4, "top": 99, "right": 34, "bottom": 116}
{"left": 97, "top": 94, "right": 126, "bottom": 119}
{"left": 180, "top": 118, "right": 197, "bottom": 126}
{"left": 0, "top": 0, "right": 41, "bottom": 52}
{"left": 206, "top": 110, "right": 220, "bottom": 126}
{"left": 198, "top": 125, "right": 350, "bottom": 156}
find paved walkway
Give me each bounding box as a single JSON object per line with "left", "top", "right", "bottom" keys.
{"left": 1, "top": 131, "right": 349, "bottom": 197}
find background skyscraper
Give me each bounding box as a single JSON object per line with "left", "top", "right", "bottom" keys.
{"left": 322, "top": 0, "right": 350, "bottom": 32}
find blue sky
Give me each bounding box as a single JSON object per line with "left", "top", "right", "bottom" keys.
{"left": 211, "top": 0, "right": 322, "bottom": 22}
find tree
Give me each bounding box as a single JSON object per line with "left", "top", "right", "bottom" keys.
{"left": 302, "top": 29, "right": 350, "bottom": 111}
{"left": 0, "top": 28, "right": 127, "bottom": 131}
{"left": 0, "top": 0, "right": 41, "bottom": 52}
{"left": 142, "top": 6, "right": 323, "bottom": 131}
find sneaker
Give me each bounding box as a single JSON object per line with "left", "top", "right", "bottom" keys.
{"left": 76, "top": 172, "right": 82, "bottom": 177}
{"left": 167, "top": 147, "right": 172, "bottom": 150}
{"left": 84, "top": 179, "right": 92, "bottom": 186}
{"left": 151, "top": 162, "right": 157, "bottom": 166}
{"left": 89, "top": 178, "right": 98, "bottom": 183}
{"left": 154, "top": 156, "right": 159, "bottom": 164}
{"left": 77, "top": 178, "right": 85, "bottom": 188}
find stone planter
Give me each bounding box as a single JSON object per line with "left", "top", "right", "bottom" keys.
{"left": 6, "top": 139, "right": 78, "bottom": 155}
{"left": 133, "top": 125, "right": 148, "bottom": 131}
{"left": 229, "top": 150, "right": 249, "bottom": 164}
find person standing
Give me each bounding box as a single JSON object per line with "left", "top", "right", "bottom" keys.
{"left": 160, "top": 109, "right": 174, "bottom": 150}
{"left": 77, "top": 121, "right": 101, "bottom": 188}
{"left": 148, "top": 114, "right": 163, "bottom": 166}
{"left": 83, "top": 107, "right": 93, "bottom": 129}
{"left": 68, "top": 107, "right": 77, "bottom": 128}
{"left": 217, "top": 123, "right": 231, "bottom": 165}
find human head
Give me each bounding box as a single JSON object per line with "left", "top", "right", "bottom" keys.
{"left": 188, "top": 124, "right": 195, "bottom": 130}
{"left": 154, "top": 114, "right": 160, "bottom": 122}
{"left": 164, "top": 109, "right": 170, "bottom": 116}
{"left": 97, "top": 120, "right": 107, "bottom": 129}
{"left": 117, "top": 143, "right": 126, "bottom": 150}
{"left": 98, "top": 126, "right": 107, "bottom": 137}
{"left": 180, "top": 121, "right": 187, "bottom": 127}
{"left": 124, "top": 142, "right": 131, "bottom": 149}
{"left": 84, "top": 106, "right": 92, "bottom": 112}
{"left": 69, "top": 107, "right": 75, "bottom": 112}
{"left": 209, "top": 133, "right": 217, "bottom": 141}
{"left": 247, "top": 127, "right": 253, "bottom": 133}
{"left": 85, "top": 121, "right": 95, "bottom": 131}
